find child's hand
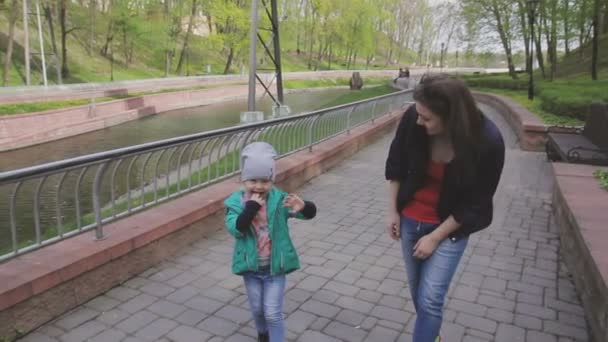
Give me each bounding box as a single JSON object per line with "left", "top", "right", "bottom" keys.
{"left": 283, "top": 193, "right": 305, "bottom": 214}
{"left": 250, "top": 193, "right": 266, "bottom": 206}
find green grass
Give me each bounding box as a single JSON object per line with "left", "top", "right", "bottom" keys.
{"left": 472, "top": 87, "right": 584, "bottom": 126}
{"left": 595, "top": 170, "right": 608, "bottom": 191}
{"left": 284, "top": 76, "right": 390, "bottom": 89}
{"left": 318, "top": 84, "right": 396, "bottom": 109}
{"left": 0, "top": 84, "right": 242, "bottom": 115}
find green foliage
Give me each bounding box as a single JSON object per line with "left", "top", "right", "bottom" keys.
{"left": 537, "top": 80, "right": 608, "bottom": 120}
{"left": 317, "top": 84, "right": 396, "bottom": 108}
{"left": 594, "top": 170, "right": 608, "bottom": 191}
{"left": 462, "top": 72, "right": 608, "bottom": 124}
{"left": 460, "top": 74, "right": 529, "bottom": 91}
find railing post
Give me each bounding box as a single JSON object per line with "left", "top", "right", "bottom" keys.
{"left": 346, "top": 105, "right": 357, "bottom": 135}
{"left": 371, "top": 101, "right": 378, "bottom": 124}
{"left": 308, "top": 115, "right": 320, "bottom": 152}
{"left": 93, "top": 162, "right": 109, "bottom": 240}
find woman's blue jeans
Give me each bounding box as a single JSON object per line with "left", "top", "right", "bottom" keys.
{"left": 400, "top": 215, "right": 468, "bottom": 342}
{"left": 243, "top": 265, "right": 286, "bottom": 342}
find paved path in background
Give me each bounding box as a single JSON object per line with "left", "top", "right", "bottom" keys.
{"left": 19, "top": 105, "right": 590, "bottom": 342}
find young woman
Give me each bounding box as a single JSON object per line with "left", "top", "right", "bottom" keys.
{"left": 385, "top": 75, "right": 505, "bottom": 342}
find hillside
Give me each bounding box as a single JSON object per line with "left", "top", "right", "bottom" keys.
{"left": 0, "top": 4, "right": 399, "bottom": 87}
{"left": 556, "top": 34, "right": 608, "bottom": 78}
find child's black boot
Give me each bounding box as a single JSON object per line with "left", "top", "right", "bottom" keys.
{"left": 258, "top": 332, "right": 269, "bottom": 342}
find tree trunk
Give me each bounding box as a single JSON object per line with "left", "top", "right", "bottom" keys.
{"left": 517, "top": 0, "right": 530, "bottom": 72}
{"left": 43, "top": 2, "right": 62, "bottom": 84}
{"left": 603, "top": 0, "right": 608, "bottom": 34}
{"left": 579, "top": 0, "right": 588, "bottom": 58}
{"left": 492, "top": 4, "right": 517, "bottom": 78}
{"left": 592, "top": 0, "right": 600, "bottom": 80}
{"left": 2, "top": 0, "right": 19, "bottom": 86}
{"left": 88, "top": 0, "right": 96, "bottom": 55}
{"left": 534, "top": 21, "right": 546, "bottom": 78}
{"left": 176, "top": 0, "right": 197, "bottom": 74}
{"left": 59, "top": 0, "right": 70, "bottom": 78}
{"left": 564, "top": 0, "right": 570, "bottom": 53}
{"left": 223, "top": 47, "right": 234, "bottom": 74}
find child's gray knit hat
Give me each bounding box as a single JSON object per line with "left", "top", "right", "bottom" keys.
{"left": 240, "top": 142, "right": 277, "bottom": 181}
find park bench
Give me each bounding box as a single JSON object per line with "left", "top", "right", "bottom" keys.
{"left": 546, "top": 102, "right": 608, "bottom": 166}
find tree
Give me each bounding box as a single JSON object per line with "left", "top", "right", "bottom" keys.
{"left": 176, "top": 0, "right": 197, "bottom": 75}
{"left": 462, "top": 0, "right": 519, "bottom": 78}
{"left": 591, "top": 0, "right": 600, "bottom": 79}
{"left": 2, "top": 0, "right": 19, "bottom": 86}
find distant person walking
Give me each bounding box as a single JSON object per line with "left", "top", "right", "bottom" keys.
{"left": 384, "top": 74, "right": 505, "bottom": 342}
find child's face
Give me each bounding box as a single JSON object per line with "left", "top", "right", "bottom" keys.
{"left": 243, "top": 179, "right": 273, "bottom": 198}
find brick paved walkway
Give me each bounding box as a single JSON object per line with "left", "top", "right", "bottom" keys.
{"left": 19, "top": 105, "right": 589, "bottom": 342}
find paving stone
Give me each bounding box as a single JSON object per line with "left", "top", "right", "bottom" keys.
{"left": 323, "top": 280, "right": 359, "bottom": 296}
{"left": 116, "top": 311, "right": 159, "bottom": 333}
{"left": 297, "top": 331, "right": 342, "bottom": 342}
{"left": 311, "top": 289, "right": 340, "bottom": 304}
{"left": 146, "top": 300, "right": 188, "bottom": 318}
{"left": 18, "top": 333, "right": 58, "bottom": 342}
{"left": 335, "top": 296, "right": 375, "bottom": 314}
{"left": 106, "top": 286, "right": 140, "bottom": 301}
{"left": 455, "top": 312, "right": 497, "bottom": 334}
{"left": 515, "top": 302, "right": 556, "bottom": 320}
{"left": 286, "top": 310, "right": 317, "bottom": 333}
{"left": 513, "top": 314, "right": 542, "bottom": 330}
{"left": 370, "top": 305, "right": 411, "bottom": 324}
{"left": 134, "top": 318, "right": 178, "bottom": 341}
{"left": 119, "top": 293, "right": 158, "bottom": 314}
{"left": 300, "top": 299, "right": 341, "bottom": 319}
{"left": 323, "top": 321, "right": 367, "bottom": 342}
{"left": 310, "top": 317, "right": 331, "bottom": 331}
{"left": 165, "top": 286, "right": 200, "bottom": 304}
{"left": 543, "top": 320, "right": 588, "bottom": 341}
{"left": 166, "top": 325, "right": 212, "bottom": 342}
{"left": 88, "top": 329, "right": 126, "bottom": 342}
{"left": 184, "top": 295, "right": 224, "bottom": 314}
{"left": 95, "top": 309, "right": 129, "bottom": 326}
{"left": 526, "top": 330, "right": 558, "bottom": 342}
{"left": 366, "top": 326, "right": 401, "bottom": 342}
{"left": 495, "top": 323, "right": 525, "bottom": 342}
{"left": 335, "top": 309, "right": 366, "bottom": 326}
{"left": 85, "top": 296, "right": 121, "bottom": 312}
{"left": 197, "top": 316, "right": 239, "bottom": 337}
{"left": 215, "top": 305, "right": 251, "bottom": 324}
{"left": 58, "top": 321, "right": 106, "bottom": 342}
{"left": 477, "top": 294, "right": 515, "bottom": 311}
{"left": 296, "top": 275, "right": 328, "bottom": 292}
{"left": 175, "top": 309, "right": 207, "bottom": 326}
{"left": 54, "top": 307, "right": 99, "bottom": 330}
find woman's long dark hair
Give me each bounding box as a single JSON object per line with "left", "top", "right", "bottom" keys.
{"left": 413, "top": 75, "right": 484, "bottom": 185}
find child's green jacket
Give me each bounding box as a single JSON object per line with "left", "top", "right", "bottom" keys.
{"left": 224, "top": 187, "right": 312, "bottom": 275}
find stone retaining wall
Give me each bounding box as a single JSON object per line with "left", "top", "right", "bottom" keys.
{"left": 552, "top": 163, "right": 608, "bottom": 342}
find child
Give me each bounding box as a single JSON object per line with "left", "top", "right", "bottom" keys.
{"left": 224, "top": 142, "right": 317, "bottom": 342}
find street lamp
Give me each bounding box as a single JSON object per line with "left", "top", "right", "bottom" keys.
{"left": 527, "top": 0, "right": 539, "bottom": 100}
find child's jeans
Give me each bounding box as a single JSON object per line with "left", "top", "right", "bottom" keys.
{"left": 243, "top": 265, "right": 286, "bottom": 341}
{"left": 400, "top": 215, "right": 468, "bottom": 342}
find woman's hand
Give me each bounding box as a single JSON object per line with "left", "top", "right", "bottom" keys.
{"left": 386, "top": 211, "right": 401, "bottom": 240}
{"left": 413, "top": 234, "right": 441, "bottom": 259}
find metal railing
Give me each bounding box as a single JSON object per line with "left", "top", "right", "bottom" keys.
{"left": 0, "top": 89, "right": 413, "bottom": 262}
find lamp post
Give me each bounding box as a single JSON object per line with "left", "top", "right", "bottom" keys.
{"left": 527, "top": 0, "right": 539, "bottom": 100}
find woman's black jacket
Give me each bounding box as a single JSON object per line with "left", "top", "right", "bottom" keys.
{"left": 385, "top": 105, "right": 505, "bottom": 241}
